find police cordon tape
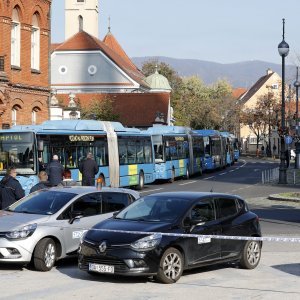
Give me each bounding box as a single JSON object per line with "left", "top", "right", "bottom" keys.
{"left": 33, "top": 223, "right": 300, "bottom": 243}
{"left": 85, "top": 228, "right": 300, "bottom": 243}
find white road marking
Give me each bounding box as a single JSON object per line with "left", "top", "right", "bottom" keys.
{"left": 140, "top": 188, "right": 164, "bottom": 194}
{"left": 179, "top": 181, "right": 197, "bottom": 186}
{"left": 204, "top": 176, "right": 215, "bottom": 180}
{"left": 229, "top": 170, "right": 235, "bottom": 172}
{"left": 219, "top": 172, "right": 227, "bottom": 176}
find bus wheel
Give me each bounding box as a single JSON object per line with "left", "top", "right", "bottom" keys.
{"left": 169, "top": 169, "right": 175, "bottom": 183}
{"left": 185, "top": 167, "right": 190, "bottom": 180}
{"left": 136, "top": 172, "right": 144, "bottom": 190}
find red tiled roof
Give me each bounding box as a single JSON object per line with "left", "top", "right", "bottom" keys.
{"left": 103, "top": 31, "right": 137, "bottom": 70}
{"left": 51, "top": 31, "right": 149, "bottom": 89}
{"left": 51, "top": 43, "right": 62, "bottom": 53}
{"left": 232, "top": 88, "right": 247, "bottom": 99}
{"left": 58, "top": 92, "right": 170, "bottom": 127}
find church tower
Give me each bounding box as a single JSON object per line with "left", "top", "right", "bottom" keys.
{"left": 65, "top": 0, "right": 99, "bottom": 40}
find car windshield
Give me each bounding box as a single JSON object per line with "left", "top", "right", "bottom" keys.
{"left": 116, "top": 195, "right": 190, "bottom": 222}
{"left": 7, "top": 190, "right": 77, "bottom": 215}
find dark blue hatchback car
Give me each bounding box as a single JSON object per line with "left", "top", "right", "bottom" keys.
{"left": 78, "top": 192, "right": 262, "bottom": 283}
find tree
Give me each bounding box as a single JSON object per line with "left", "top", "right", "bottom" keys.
{"left": 240, "top": 92, "right": 279, "bottom": 151}
{"left": 175, "top": 76, "right": 237, "bottom": 129}
{"left": 80, "top": 97, "right": 119, "bottom": 121}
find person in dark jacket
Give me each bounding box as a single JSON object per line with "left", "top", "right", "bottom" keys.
{"left": 46, "top": 155, "right": 64, "bottom": 186}
{"left": 30, "top": 171, "right": 51, "bottom": 193}
{"left": 0, "top": 167, "right": 25, "bottom": 209}
{"left": 79, "top": 152, "right": 99, "bottom": 186}
{"left": 58, "top": 169, "right": 77, "bottom": 187}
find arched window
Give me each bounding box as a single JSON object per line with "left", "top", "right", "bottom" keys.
{"left": 32, "top": 106, "right": 40, "bottom": 124}
{"left": 12, "top": 105, "right": 20, "bottom": 126}
{"left": 78, "top": 15, "right": 83, "bottom": 32}
{"left": 31, "top": 13, "right": 40, "bottom": 70}
{"left": 11, "top": 8, "right": 21, "bottom": 67}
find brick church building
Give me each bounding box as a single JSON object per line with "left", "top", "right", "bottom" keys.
{"left": 0, "top": 0, "right": 51, "bottom": 128}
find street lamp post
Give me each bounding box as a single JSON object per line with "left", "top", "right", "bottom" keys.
{"left": 278, "top": 18, "right": 289, "bottom": 184}
{"left": 294, "top": 67, "right": 300, "bottom": 168}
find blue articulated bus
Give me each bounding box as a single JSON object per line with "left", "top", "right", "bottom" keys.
{"left": 220, "top": 131, "right": 235, "bottom": 166}
{"left": 146, "top": 125, "right": 193, "bottom": 182}
{"left": 193, "top": 129, "right": 226, "bottom": 171}
{"left": 0, "top": 120, "right": 155, "bottom": 194}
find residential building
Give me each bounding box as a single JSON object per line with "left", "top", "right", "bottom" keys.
{"left": 238, "top": 69, "right": 282, "bottom": 154}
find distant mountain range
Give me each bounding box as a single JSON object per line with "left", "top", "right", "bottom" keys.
{"left": 132, "top": 56, "right": 296, "bottom": 88}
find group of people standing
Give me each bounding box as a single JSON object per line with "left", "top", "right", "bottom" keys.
{"left": 0, "top": 152, "right": 99, "bottom": 209}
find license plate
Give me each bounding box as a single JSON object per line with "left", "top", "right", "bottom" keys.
{"left": 88, "top": 263, "right": 114, "bottom": 274}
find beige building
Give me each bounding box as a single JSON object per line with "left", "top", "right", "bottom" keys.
{"left": 238, "top": 69, "right": 282, "bottom": 154}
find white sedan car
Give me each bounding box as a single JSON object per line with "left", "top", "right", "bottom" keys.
{"left": 0, "top": 186, "right": 139, "bottom": 271}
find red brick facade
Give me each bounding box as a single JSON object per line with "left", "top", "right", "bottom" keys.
{"left": 0, "top": 0, "right": 51, "bottom": 128}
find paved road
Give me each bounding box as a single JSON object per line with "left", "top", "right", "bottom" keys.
{"left": 0, "top": 158, "right": 299, "bottom": 299}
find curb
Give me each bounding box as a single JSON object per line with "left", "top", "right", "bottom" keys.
{"left": 268, "top": 194, "right": 300, "bottom": 203}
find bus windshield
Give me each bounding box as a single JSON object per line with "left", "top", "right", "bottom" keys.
{"left": 0, "top": 132, "right": 36, "bottom": 175}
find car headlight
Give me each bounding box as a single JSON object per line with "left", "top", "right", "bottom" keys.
{"left": 5, "top": 223, "right": 37, "bottom": 240}
{"left": 131, "top": 233, "right": 162, "bottom": 251}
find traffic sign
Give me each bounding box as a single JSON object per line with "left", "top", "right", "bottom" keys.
{"left": 285, "top": 135, "right": 293, "bottom": 144}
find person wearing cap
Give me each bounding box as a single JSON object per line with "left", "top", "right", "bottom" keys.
{"left": 79, "top": 152, "right": 99, "bottom": 186}
{"left": 46, "top": 155, "right": 64, "bottom": 186}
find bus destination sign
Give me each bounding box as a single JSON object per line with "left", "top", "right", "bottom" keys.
{"left": 0, "top": 133, "right": 33, "bottom": 143}
{"left": 69, "top": 135, "right": 95, "bottom": 142}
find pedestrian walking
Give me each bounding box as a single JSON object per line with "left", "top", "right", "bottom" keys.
{"left": 272, "top": 144, "right": 277, "bottom": 159}
{"left": 0, "top": 166, "right": 25, "bottom": 209}
{"left": 79, "top": 152, "right": 99, "bottom": 186}
{"left": 30, "top": 171, "right": 51, "bottom": 193}
{"left": 261, "top": 145, "right": 265, "bottom": 157}
{"left": 58, "top": 169, "right": 77, "bottom": 187}
{"left": 285, "top": 149, "right": 290, "bottom": 168}
{"left": 46, "top": 155, "right": 64, "bottom": 186}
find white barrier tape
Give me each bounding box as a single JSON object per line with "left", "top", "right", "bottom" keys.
{"left": 87, "top": 228, "right": 300, "bottom": 243}
{"left": 1, "top": 220, "right": 299, "bottom": 243}
{"left": 29, "top": 223, "right": 300, "bottom": 243}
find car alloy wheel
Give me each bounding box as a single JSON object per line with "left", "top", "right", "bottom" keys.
{"left": 33, "top": 238, "right": 57, "bottom": 271}
{"left": 156, "top": 247, "right": 183, "bottom": 284}
{"left": 239, "top": 240, "right": 261, "bottom": 269}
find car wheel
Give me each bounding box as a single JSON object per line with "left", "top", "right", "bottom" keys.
{"left": 239, "top": 240, "right": 261, "bottom": 269}
{"left": 33, "top": 238, "right": 57, "bottom": 271}
{"left": 136, "top": 171, "right": 144, "bottom": 190}
{"left": 169, "top": 169, "right": 175, "bottom": 183}
{"left": 155, "top": 247, "right": 183, "bottom": 284}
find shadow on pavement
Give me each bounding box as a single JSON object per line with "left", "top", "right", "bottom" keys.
{"left": 272, "top": 263, "right": 300, "bottom": 276}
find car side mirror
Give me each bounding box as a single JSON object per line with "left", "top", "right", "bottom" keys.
{"left": 112, "top": 211, "right": 119, "bottom": 218}
{"left": 69, "top": 210, "right": 83, "bottom": 224}
{"left": 190, "top": 217, "right": 207, "bottom": 225}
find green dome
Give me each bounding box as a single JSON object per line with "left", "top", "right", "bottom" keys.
{"left": 145, "top": 69, "right": 172, "bottom": 91}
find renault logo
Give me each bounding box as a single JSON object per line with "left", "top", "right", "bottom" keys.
{"left": 99, "top": 241, "right": 107, "bottom": 253}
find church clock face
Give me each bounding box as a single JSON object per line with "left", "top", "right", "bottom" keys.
{"left": 88, "top": 65, "right": 97, "bottom": 75}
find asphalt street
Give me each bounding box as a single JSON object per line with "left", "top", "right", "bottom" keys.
{"left": 0, "top": 157, "right": 299, "bottom": 300}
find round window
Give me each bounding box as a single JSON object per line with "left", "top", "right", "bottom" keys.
{"left": 59, "top": 65, "right": 68, "bottom": 75}
{"left": 88, "top": 65, "right": 97, "bottom": 75}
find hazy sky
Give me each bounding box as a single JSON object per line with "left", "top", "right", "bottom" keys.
{"left": 51, "top": 0, "right": 300, "bottom": 65}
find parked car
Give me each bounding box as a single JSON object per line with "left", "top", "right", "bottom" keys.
{"left": 0, "top": 186, "right": 140, "bottom": 271}
{"left": 79, "top": 192, "right": 262, "bottom": 284}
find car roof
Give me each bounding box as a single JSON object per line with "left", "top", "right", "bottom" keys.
{"left": 146, "top": 192, "right": 241, "bottom": 202}
{"left": 45, "top": 186, "right": 140, "bottom": 199}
